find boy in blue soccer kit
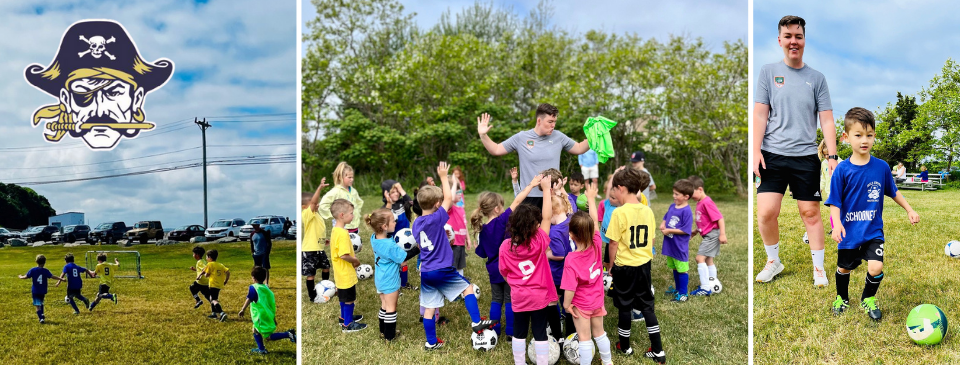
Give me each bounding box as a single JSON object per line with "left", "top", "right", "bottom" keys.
{"left": 19, "top": 254, "right": 65, "bottom": 323}
{"left": 825, "top": 107, "right": 920, "bottom": 319}
{"left": 56, "top": 253, "right": 92, "bottom": 314}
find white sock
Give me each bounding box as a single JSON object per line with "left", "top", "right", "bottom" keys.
{"left": 698, "top": 262, "right": 710, "bottom": 290}
{"left": 764, "top": 243, "right": 780, "bottom": 262}
{"left": 578, "top": 340, "right": 594, "bottom": 365}
{"left": 535, "top": 340, "right": 549, "bottom": 365}
{"left": 708, "top": 265, "right": 717, "bottom": 280}
{"left": 512, "top": 337, "right": 526, "bottom": 365}
{"left": 811, "top": 249, "right": 825, "bottom": 270}
{"left": 594, "top": 333, "right": 613, "bottom": 364}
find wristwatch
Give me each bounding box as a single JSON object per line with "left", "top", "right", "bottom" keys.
{"left": 827, "top": 155, "right": 839, "bottom": 161}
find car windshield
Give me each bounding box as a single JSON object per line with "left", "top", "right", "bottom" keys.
{"left": 96, "top": 223, "right": 113, "bottom": 230}
{"left": 250, "top": 218, "right": 267, "bottom": 225}
{"left": 134, "top": 222, "right": 149, "bottom": 229}
{"left": 211, "top": 220, "right": 231, "bottom": 228}
{"left": 0, "top": 228, "right": 8, "bottom": 234}
{"left": 176, "top": 225, "right": 191, "bottom": 231}
{"left": 29, "top": 227, "right": 43, "bottom": 232}
{"left": 64, "top": 226, "right": 75, "bottom": 232}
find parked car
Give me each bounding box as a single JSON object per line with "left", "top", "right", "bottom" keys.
{"left": 22, "top": 225, "right": 59, "bottom": 243}
{"left": 169, "top": 225, "right": 206, "bottom": 242}
{"left": 127, "top": 221, "right": 164, "bottom": 245}
{"left": 204, "top": 218, "right": 245, "bottom": 240}
{"left": 239, "top": 216, "right": 286, "bottom": 241}
{"left": 286, "top": 220, "right": 297, "bottom": 240}
{"left": 52, "top": 225, "right": 91, "bottom": 243}
{"left": 88, "top": 222, "right": 130, "bottom": 245}
{"left": 0, "top": 228, "right": 17, "bottom": 242}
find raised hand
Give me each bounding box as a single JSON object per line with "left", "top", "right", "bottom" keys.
{"left": 585, "top": 181, "right": 598, "bottom": 200}
{"left": 510, "top": 167, "right": 518, "bottom": 182}
{"left": 529, "top": 174, "right": 544, "bottom": 188}
{"left": 540, "top": 175, "right": 553, "bottom": 191}
{"left": 477, "top": 113, "right": 493, "bottom": 135}
{"left": 437, "top": 161, "right": 450, "bottom": 176}
{"left": 318, "top": 177, "right": 329, "bottom": 191}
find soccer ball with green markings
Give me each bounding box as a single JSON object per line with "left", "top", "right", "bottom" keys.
{"left": 906, "top": 304, "right": 948, "bottom": 345}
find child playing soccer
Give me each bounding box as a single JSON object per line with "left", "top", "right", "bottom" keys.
{"left": 500, "top": 174, "right": 557, "bottom": 365}
{"left": 198, "top": 250, "right": 230, "bottom": 321}
{"left": 56, "top": 253, "right": 91, "bottom": 314}
{"left": 367, "top": 208, "right": 421, "bottom": 340}
{"left": 689, "top": 175, "right": 728, "bottom": 296}
{"left": 189, "top": 246, "right": 211, "bottom": 309}
{"left": 19, "top": 254, "right": 64, "bottom": 323}
{"left": 330, "top": 198, "right": 366, "bottom": 332}
{"left": 319, "top": 162, "right": 364, "bottom": 236}
{"left": 239, "top": 266, "right": 296, "bottom": 354}
{"left": 661, "top": 180, "right": 695, "bottom": 302}
{"left": 381, "top": 179, "right": 415, "bottom": 290}
{"left": 88, "top": 254, "right": 120, "bottom": 311}
{"left": 826, "top": 107, "right": 920, "bottom": 319}
{"left": 562, "top": 181, "right": 614, "bottom": 365}
{"left": 605, "top": 167, "right": 665, "bottom": 363}
{"left": 414, "top": 161, "right": 495, "bottom": 350}
{"left": 303, "top": 178, "right": 331, "bottom": 302}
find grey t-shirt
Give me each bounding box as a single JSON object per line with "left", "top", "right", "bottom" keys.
{"left": 503, "top": 129, "right": 576, "bottom": 197}
{"left": 640, "top": 167, "right": 655, "bottom": 201}
{"left": 755, "top": 60, "right": 832, "bottom": 156}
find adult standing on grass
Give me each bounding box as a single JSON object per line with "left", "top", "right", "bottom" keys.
{"left": 251, "top": 223, "right": 272, "bottom": 285}
{"left": 478, "top": 103, "right": 591, "bottom": 207}
{"left": 754, "top": 15, "right": 839, "bottom": 287}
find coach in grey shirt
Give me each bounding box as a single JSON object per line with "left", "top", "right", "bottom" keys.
{"left": 478, "top": 103, "right": 590, "bottom": 206}
{"left": 754, "top": 15, "right": 839, "bottom": 287}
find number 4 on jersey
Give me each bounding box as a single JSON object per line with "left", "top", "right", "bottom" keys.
{"left": 419, "top": 231, "right": 436, "bottom": 251}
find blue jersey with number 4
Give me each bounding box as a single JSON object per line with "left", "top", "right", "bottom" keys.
{"left": 27, "top": 267, "right": 54, "bottom": 295}
{"left": 413, "top": 206, "right": 453, "bottom": 273}
{"left": 62, "top": 263, "right": 87, "bottom": 290}
{"left": 825, "top": 157, "right": 898, "bottom": 249}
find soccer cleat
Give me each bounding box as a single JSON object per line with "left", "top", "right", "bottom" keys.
{"left": 691, "top": 288, "right": 712, "bottom": 296}
{"left": 424, "top": 339, "right": 445, "bottom": 351}
{"left": 631, "top": 309, "right": 645, "bottom": 322}
{"left": 342, "top": 321, "right": 368, "bottom": 333}
{"left": 207, "top": 313, "right": 218, "bottom": 319}
{"left": 471, "top": 319, "right": 498, "bottom": 333}
{"left": 832, "top": 296, "right": 849, "bottom": 315}
{"left": 288, "top": 329, "right": 297, "bottom": 343}
{"left": 860, "top": 297, "right": 882, "bottom": 320}
{"left": 813, "top": 267, "right": 829, "bottom": 288}
{"left": 250, "top": 348, "right": 268, "bottom": 355}
{"left": 670, "top": 293, "right": 688, "bottom": 302}
{"left": 644, "top": 348, "right": 666, "bottom": 364}
{"left": 505, "top": 335, "right": 513, "bottom": 343}
{"left": 338, "top": 314, "right": 364, "bottom": 324}
{"left": 219, "top": 312, "right": 228, "bottom": 322}
{"left": 755, "top": 260, "right": 784, "bottom": 283}
{"left": 39, "top": 318, "right": 45, "bottom": 324}
{"left": 616, "top": 342, "right": 633, "bottom": 355}
{"left": 664, "top": 286, "right": 677, "bottom": 295}
{"left": 73, "top": 310, "right": 80, "bottom": 315}
{"left": 113, "top": 294, "right": 119, "bottom": 305}
{"left": 401, "top": 284, "right": 417, "bottom": 291}
{"left": 194, "top": 301, "right": 204, "bottom": 309}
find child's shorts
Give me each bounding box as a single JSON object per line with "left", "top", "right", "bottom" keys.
{"left": 208, "top": 288, "right": 221, "bottom": 301}
{"left": 98, "top": 284, "right": 111, "bottom": 294}
{"left": 338, "top": 285, "right": 357, "bottom": 303}
{"left": 666, "top": 256, "right": 689, "bottom": 272}
{"left": 67, "top": 288, "right": 84, "bottom": 298}
{"left": 572, "top": 305, "right": 607, "bottom": 318}
{"left": 301, "top": 250, "right": 331, "bottom": 276}
{"left": 697, "top": 230, "right": 721, "bottom": 257}
{"left": 490, "top": 281, "right": 511, "bottom": 304}
{"left": 32, "top": 294, "right": 45, "bottom": 306}
{"left": 420, "top": 267, "right": 470, "bottom": 308}
{"left": 837, "top": 239, "right": 885, "bottom": 270}
{"left": 610, "top": 262, "right": 655, "bottom": 311}
{"left": 451, "top": 245, "right": 467, "bottom": 270}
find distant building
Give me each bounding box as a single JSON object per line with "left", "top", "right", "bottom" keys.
{"left": 49, "top": 212, "right": 84, "bottom": 228}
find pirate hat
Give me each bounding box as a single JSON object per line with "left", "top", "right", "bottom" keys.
{"left": 25, "top": 19, "right": 173, "bottom": 97}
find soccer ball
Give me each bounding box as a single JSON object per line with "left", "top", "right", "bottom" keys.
{"left": 314, "top": 280, "right": 337, "bottom": 303}
{"left": 462, "top": 283, "right": 481, "bottom": 299}
{"left": 562, "top": 333, "right": 592, "bottom": 363}
{"left": 945, "top": 240, "right": 960, "bottom": 258}
{"left": 709, "top": 277, "right": 723, "bottom": 294}
{"left": 350, "top": 232, "right": 362, "bottom": 253}
{"left": 444, "top": 224, "right": 455, "bottom": 242}
{"left": 527, "top": 336, "right": 561, "bottom": 365}
{"left": 603, "top": 274, "right": 613, "bottom": 291}
{"left": 394, "top": 228, "right": 416, "bottom": 251}
{"left": 356, "top": 264, "right": 373, "bottom": 280}
{"left": 906, "top": 304, "right": 948, "bottom": 345}
{"left": 471, "top": 328, "right": 498, "bottom": 351}
{"left": 802, "top": 232, "right": 809, "bottom": 245}
{"left": 64, "top": 295, "right": 70, "bottom": 304}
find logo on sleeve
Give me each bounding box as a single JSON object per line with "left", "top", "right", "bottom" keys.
{"left": 774, "top": 76, "right": 784, "bottom": 88}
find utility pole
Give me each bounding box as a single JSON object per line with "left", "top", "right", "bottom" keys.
{"left": 195, "top": 118, "right": 212, "bottom": 228}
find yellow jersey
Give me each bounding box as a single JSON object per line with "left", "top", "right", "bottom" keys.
{"left": 195, "top": 259, "right": 209, "bottom": 286}
{"left": 203, "top": 261, "right": 230, "bottom": 289}
{"left": 95, "top": 263, "right": 118, "bottom": 286}
{"left": 301, "top": 207, "right": 326, "bottom": 252}
{"left": 329, "top": 227, "right": 357, "bottom": 289}
{"left": 640, "top": 193, "right": 649, "bottom": 206}
{"left": 605, "top": 203, "right": 656, "bottom": 267}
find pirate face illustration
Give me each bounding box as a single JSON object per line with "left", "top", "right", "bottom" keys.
{"left": 25, "top": 20, "right": 174, "bottom": 150}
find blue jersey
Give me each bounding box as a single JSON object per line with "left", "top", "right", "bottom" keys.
{"left": 26, "top": 267, "right": 54, "bottom": 295}
{"left": 372, "top": 234, "right": 408, "bottom": 294}
{"left": 414, "top": 206, "right": 453, "bottom": 273}
{"left": 825, "top": 157, "right": 899, "bottom": 249}
{"left": 62, "top": 263, "right": 87, "bottom": 290}
{"left": 600, "top": 200, "right": 615, "bottom": 244}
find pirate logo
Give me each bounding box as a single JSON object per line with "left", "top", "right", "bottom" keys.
{"left": 25, "top": 20, "right": 174, "bottom": 150}
{"left": 774, "top": 76, "right": 785, "bottom": 88}
{"left": 867, "top": 181, "right": 881, "bottom": 201}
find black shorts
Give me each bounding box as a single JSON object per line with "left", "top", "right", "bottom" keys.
{"left": 757, "top": 150, "right": 822, "bottom": 201}
{"left": 338, "top": 285, "right": 357, "bottom": 303}
{"left": 837, "top": 239, "right": 885, "bottom": 270}
{"left": 513, "top": 306, "right": 549, "bottom": 341}
{"left": 302, "top": 250, "right": 331, "bottom": 276}
{"left": 98, "top": 284, "right": 111, "bottom": 294}
{"left": 253, "top": 254, "right": 271, "bottom": 270}
{"left": 555, "top": 285, "right": 564, "bottom": 303}
{"left": 67, "top": 288, "right": 84, "bottom": 298}
{"left": 610, "top": 262, "right": 655, "bottom": 311}
{"left": 190, "top": 282, "right": 210, "bottom": 298}
{"left": 208, "top": 288, "right": 221, "bottom": 301}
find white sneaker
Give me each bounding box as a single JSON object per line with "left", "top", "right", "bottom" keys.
{"left": 813, "top": 266, "right": 828, "bottom": 288}
{"left": 755, "top": 260, "right": 783, "bottom": 283}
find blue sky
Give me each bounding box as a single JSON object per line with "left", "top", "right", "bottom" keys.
{"left": 0, "top": 0, "right": 297, "bottom": 229}
{"left": 753, "top": 1, "right": 960, "bottom": 124}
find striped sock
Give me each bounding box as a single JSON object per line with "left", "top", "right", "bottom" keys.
{"left": 384, "top": 311, "right": 398, "bottom": 340}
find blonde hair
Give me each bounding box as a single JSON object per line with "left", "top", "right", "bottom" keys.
{"left": 552, "top": 191, "right": 573, "bottom": 216}
{"left": 364, "top": 208, "right": 393, "bottom": 235}
{"left": 470, "top": 192, "right": 505, "bottom": 233}
{"left": 417, "top": 185, "right": 443, "bottom": 210}
{"left": 540, "top": 168, "right": 563, "bottom": 189}
{"left": 330, "top": 199, "right": 354, "bottom": 218}
{"left": 333, "top": 162, "right": 354, "bottom": 187}
{"left": 818, "top": 139, "right": 829, "bottom": 160}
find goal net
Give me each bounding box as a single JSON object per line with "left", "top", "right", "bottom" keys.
{"left": 84, "top": 251, "right": 144, "bottom": 279}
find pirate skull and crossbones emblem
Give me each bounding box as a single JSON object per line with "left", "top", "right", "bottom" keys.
{"left": 78, "top": 35, "right": 116, "bottom": 60}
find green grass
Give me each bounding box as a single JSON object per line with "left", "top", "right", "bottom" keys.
{"left": 753, "top": 189, "right": 960, "bottom": 364}
{"left": 0, "top": 241, "right": 297, "bottom": 365}
{"left": 303, "top": 192, "right": 747, "bottom": 364}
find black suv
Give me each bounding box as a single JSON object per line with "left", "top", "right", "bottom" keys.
{"left": 23, "top": 225, "right": 59, "bottom": 243}
{"left": 53, "top": 225, "right": 91, "bottom": 243}
{"left": 88, "top": 222, "right": 130, "bottom": 245}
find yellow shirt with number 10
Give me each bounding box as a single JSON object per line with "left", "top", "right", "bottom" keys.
{"left": 605, "top": 203, "right": 656, "bottom": 267}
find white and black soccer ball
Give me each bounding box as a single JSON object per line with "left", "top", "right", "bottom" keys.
{"left": 562, "top": 333, "right": 591, "bottom": 364}
{"left": 350, "top": 232, "right": 362, "bottom": 253}
{"left": 356, "top": 264, "right": 373, "bottom": 280}
{"left": 709, "top": 277, "right": 723, "bottom": 294}
{"left": 314, "top": 280, "right": 337, "bottom": 303}
{"left": 802, "top": 232, "right": 809, "bottom": 245}
{"left": 64, "top": 295, "right": 70, "bottom": 304}
{"left": 444, "top": 224, "right": 455, "bottom": 242}
{"left": 945, "top": 240, "right": 960, "bottom": 258}
{"left": 603, "top": 274, "right": 613, "bottom": 291}
{"left": 394, "top": 228, "right": 416, "bottom": 251}
{"left": 471, "top": 328, "right": 498, "bottom": 351}
{"left": 462, "top": 283, "right": 481, "bottom": 299}
{"left": 527, "top": 336, "right": 561, "bottom": 365}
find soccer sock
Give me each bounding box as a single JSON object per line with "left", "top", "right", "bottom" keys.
{"left": 211, "top": 302, "right": 217, "bottom": 314}
{"left": 69, "top": 298, "right": 79, "bottom": 312}
{"left": 384, "top": 311, "right": 398, "bottom": 340}
{"left": 617, "top": 309, "right": 631, "bottom": 351}
{"left": 594, "top": 333, "right": 613, "bottom": 364}
{"left": 78, "top": 295, "right": 89, "bottom": 306}
{"left": 546, "top": 305, "right": 562, "bottom": 340}
{"left": 578, "top": 340, "right": 595, "bottom": 365}
{"left": 643, "top": 310, "right": 663, "bottom": 353}
{"left": 535, "top": 340, "right": 549, "bottom": 365}
{"left": 306, "top": 279, "right": 316, "bottom": 301}
{"left": 505, "top": 303, "right": 514, "bottom": 337}
{"left": 512, "top": 337, "right": 526, "bottom": 365}
{"left": 90, "top": 299, "right": 99, "bottom": 310}
{"left": 765, "top": 243, "right": 780, "bottom": 262}
{"left": 344, "top": 303, "right": 355, "bottom": 326}
{"left": 811, "top": 249, "right": 825, "bottom": 270}
{"left": 102, "top": 293, "right": 114, "bottom": 300}
{"left": 490, "top": 301, "right": 503, "bottom": 334}
{"left": 321, "top": 270, "right": 329, "bottom": 281}
{"left": 378, "top": 308, "right": 386, "bottom": 336}
{"left": 268, "top": 332, "right": 290, "bottom": 341}
{"left": 862, "top": 272, "right": 885, "bottom": 300}
{"left": 424, "top": 318, "right": 437, "bottom": 345}
{"left": 708, "top": 264, "right": 717, "bottom": 280}
{"left": 464, "top": 293, "right": 482, "bottom": 323}
{"left": 836, "top": 269, "right": 850, "bottom": 301}
{"left": 37, "top": 307, "right": 43, "bottom": 320}
{"left": 697, "top": 262, "right": 710, "bottom": 290}
{"left": 672, "top": 270, "right": 679, "bottom": 288}
{"left": 254, "top": 332, "right": 266, "bottom": 351}
{"left": 400, "top": 266, "right": 409, "bottom": 287}
{"left": 678, "top": 272, "right": 689, "bottom": 295}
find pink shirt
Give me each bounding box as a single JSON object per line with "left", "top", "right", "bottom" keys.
{"left": 560, "top": 231, "right": 604, "bottom": 311}
{"left": 447, "top": 205, "right": 467, "bottom": 246}
{"left": 498, "top": 228, "right": 558, "bottom": 312}
{"left": 695, "top": 196, "right": 723, "bottom": 235}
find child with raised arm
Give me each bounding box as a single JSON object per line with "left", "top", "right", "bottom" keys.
{"left": 303, "top": 178, "right": 331, "bottom": 302}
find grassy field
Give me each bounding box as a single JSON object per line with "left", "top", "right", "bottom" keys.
{"left": 0, "top": 240, "right": 297, "bottom": 365}
{"left": 753, "top": 189, "right": 960, "bottom": 364}
{"left": 303, "top": 192, "right": 748, "bottom": 364}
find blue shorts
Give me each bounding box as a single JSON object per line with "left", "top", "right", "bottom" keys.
{"left": 32, "top": 294, "right": 45, "bottom": 306}
{"left": 420, "top": 267, "right": 470, "bottom": 308}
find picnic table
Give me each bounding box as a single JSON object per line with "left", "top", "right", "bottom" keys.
{"left": 896, "top": 173, "right": 946, "bottom": 191}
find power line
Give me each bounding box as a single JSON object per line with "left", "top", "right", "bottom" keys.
{"left": 12, "top": 156, "right": 295, "bottom": 186}
{"left": 3, "top": 153, "right": 295, "bottom": 181}
{"left": 0, "top": 143, "right": 293, "bottom": 170}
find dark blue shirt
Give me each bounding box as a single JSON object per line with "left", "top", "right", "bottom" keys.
{"left": 548, "top": 216, "right": 571, "bottom": 286}
{"left": 26, "top": 267, "right": 54, "bottom": 295}
{"left": 825, "top": 157, "right": 899, "bottom": 249}
{"left": 62, "top": 263, "right": 87, "bottom": 290}
{"left": 247, "top": 285, "right": 259, "bottom": 302}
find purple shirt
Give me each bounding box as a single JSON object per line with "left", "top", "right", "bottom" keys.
{"left": 567, "top": 193, "right": 579, "bottom": 213}
{"left": 475, "top": 207, "right": 512, "bottom": 284}
{"left": 548, "top": 216, "right": 571, "bottom": 286}
{"left": 661, "top": 203, "right": 693, "bottom": 261}
{"left": 414, "top": 206, "right": 453, "bottom": 273}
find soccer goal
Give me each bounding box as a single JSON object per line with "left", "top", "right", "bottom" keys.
{"left": 84, "top": 251, "right": 144, "bottom": 279}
